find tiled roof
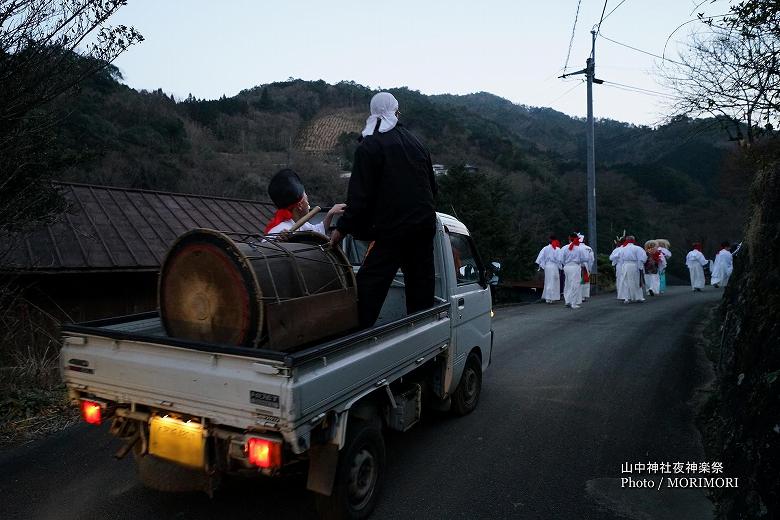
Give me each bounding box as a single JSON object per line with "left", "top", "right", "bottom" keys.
{"left": 1, "top": 182, "right": 278, "bottom": 272}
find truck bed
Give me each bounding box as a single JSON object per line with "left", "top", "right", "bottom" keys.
{"left": 61, "top": 302, "right": 451, "bottom": 451}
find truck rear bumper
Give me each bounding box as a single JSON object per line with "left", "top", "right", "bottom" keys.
{"left": 89, "top": 403, "right": 289, "bottom": 478}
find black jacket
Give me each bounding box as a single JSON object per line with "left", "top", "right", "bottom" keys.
{"left": 337, "top": 124, "right": 437, "bottom": 240}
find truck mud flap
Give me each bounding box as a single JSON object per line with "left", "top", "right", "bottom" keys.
{"left": 307, "top": 443, "right": 339, "bottom": 496}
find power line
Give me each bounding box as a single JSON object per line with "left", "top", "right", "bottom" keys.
{"left": 601, "top": 83, "right": 666, "bottom": 98}
{"left": 594, "top": 0, "right": 609, "bottom": 38}
{"left": 662, "top": 13, "right": 729, "bottom": 61}
{"left": 601, "top": 80, "right": 677, "bottom": 99}
{"left": 602, "top": 80, "right": 674, "bottom": 97}
{"left": 548, "top": 79, "right": 585, "bottom": 105}
{"left": 599, "top": 0, "right": 629, "bottom": 27}
{"left": 563, "top": 0, "right": 584, "bottom": 72}
{"left": 599, "top": 33, "right": 689, "bottom": 67}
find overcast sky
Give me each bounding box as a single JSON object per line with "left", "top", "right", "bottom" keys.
{"left": 107, "top": 0, "right": 727, "bottom": 126}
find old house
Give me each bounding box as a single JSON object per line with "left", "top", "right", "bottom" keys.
{"left": 1, "top": 182, "right": 280, "bottom": 323}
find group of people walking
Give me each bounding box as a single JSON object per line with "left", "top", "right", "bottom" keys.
{"left": 609, "top": 236, "right": 671, "bottom": 304}
{"left": 535, "top": 233, "right": 595, "bottom": 309}
{"left": 536, "top": 234, "right": 734, "bottom": 308}
{"left": 685, "top": 241, "right": 734, "bottom": 292}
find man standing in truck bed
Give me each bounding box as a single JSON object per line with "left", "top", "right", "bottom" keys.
{"left": 330, "top": 92, "right": 437, "bottom": 329}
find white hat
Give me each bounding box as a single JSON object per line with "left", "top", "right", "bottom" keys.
{"left": 361, "top": 92, "right": 399, "bottom": 137}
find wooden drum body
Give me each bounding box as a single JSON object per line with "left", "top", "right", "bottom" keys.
{"left": 159, "top": 229, "right": 358, "bottom": 351}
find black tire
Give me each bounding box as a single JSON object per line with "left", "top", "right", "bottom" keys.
{"left": 452, "top": 353, "right": 482, "bottom": 416}
{"left": 133, "top": 444, "right": 209, "bottom": 493}
{"left": 315, "top": 419, "right": 385, "bottom": 520}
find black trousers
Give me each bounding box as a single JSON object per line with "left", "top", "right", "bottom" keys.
{"left": 356, "top": 226, "right": 436, "bottom": 329}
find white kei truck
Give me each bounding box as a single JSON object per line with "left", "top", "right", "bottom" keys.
{"left": 60, "top": 213, "right": 494, "bottom": 519}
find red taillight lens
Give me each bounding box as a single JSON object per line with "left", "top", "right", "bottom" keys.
{"left": 245, "top": 437, "right": 282, "bottom": 468}
{"left": 80, "top": 400, "right": 102, "bottom": 425}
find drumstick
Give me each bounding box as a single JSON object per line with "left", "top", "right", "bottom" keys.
{"left": 288, "top": 206, "right": 321, "bottom": 232}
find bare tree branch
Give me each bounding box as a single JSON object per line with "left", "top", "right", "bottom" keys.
{"left": 661, "top": 4, "right": 780, "bottom": 143}
{"left": 0, "top": 0, "right": 142, "bottom": 242}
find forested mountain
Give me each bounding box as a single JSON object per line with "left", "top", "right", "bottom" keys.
{"left": 50, "top": 68, "right": 749, "bottom": 280}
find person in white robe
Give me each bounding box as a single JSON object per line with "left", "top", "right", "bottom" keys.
{"left": 710, "top": 241, "right": 733, "bottom": 288}
{"left": 656, "top": 239, "right": 672, "bottom": 293}
{"left": 577, "top": 233, "right": 595, "bottom": 301}
{"left": 535, "top": 236, "right": 563, "bottom": 303}
{"left": 643, "top": 240, "right": 665, "bottom": 296}
{"left": 561, "top": 233, "right": 587, "bottom": 308}
{"left": 614, "top": 236, "right": 647, "bottom": 303}
{"left": 685, "top": 242, "right": 708, "bottom": 291}
{"left": 264, "top": 168, "right": 345, "bottom": 236}
{"left": 609, "top": 237, "right": 627, "bottom": 300}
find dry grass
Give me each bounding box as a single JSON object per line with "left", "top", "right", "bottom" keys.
{"left": 0, "top": 284, "right": 79, "bottom": 448}
{"left": 0, "top": 383, "right": 79, "bottom": 447}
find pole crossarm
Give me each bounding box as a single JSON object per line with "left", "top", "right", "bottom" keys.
{"left": 559, "top": 68, "right": 588, "bottom": 79}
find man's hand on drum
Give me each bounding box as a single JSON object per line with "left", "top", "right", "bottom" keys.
{"left": 323, "top": 203, "right": 346, "bottom": 232}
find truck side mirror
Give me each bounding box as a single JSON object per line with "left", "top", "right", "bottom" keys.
{"left": 484, "top": 261, "right": 501, "bottom": 287}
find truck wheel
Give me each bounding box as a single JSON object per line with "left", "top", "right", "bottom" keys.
{"left": 315, "top": 419, "right": 385, "bottom": 520}
{"left": 133, "top": 445, "right": 209, "bottom": 493}
{"left": 452, "top": 353, "right": 482, "bottom": 416}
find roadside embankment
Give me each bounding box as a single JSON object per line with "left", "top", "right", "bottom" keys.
{"left": 697, "top": 154, "right": 779, "bottom": 519}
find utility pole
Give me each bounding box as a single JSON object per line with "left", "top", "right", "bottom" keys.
{"left": 559, "top": 30, "right": 603, "bottom": 284}
{"left": 585, "top": 30, "right": 598, "bottom": 280}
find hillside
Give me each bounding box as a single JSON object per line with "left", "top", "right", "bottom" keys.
{"left": 49, "top": 70, "right": 749, "bottom": 280}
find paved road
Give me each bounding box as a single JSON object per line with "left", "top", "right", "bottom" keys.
{"left": 0, "top": 286, "right": 722, "bottom": 520}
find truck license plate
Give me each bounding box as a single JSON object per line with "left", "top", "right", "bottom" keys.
{"left": 148, "top": 416, "right": 205, "bottom": 469}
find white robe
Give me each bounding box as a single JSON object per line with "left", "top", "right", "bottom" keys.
{"left": 609, "top": 246, "right": 625, "bottom": 299}
{"left": 711, "top": 249, "right": 733, "bottom": 287}
{"left": 535, "top": 245, "right": 562, "bottom": 301}
{"left": 613, "top": 244, "right": 647, "bottom": 301}
{"left": 561, "top": 244, "right": 585, "bottom": 306}
{"left": 657, "top": 247, "right": 671, "bottom": 292}
{"left": 645, "top": 250, "right": 665, "bottom": 295}
{"left": 645, "top": 273, "right": 660, "bottom": 294}
{"left": 580, "top": 244, "right": 595, "bottom": 299}
{"left": 685, "top": 249, "right": 707, "bottom": 290}
{"left": 267, "top": 219, "right": 326, "bottom": 236}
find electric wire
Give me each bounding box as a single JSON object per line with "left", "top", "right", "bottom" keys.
{"left": 601, "top": 82, "right": 668, "bottom": 98}
{"left": 598, "top": 0, "right": 629, "bottom": 28}
{"left": 548, "top": 80, "right": 585, "bottom": 105}
{"left": 594, "top": 0, "right": 609, "bottom": 37}
{"left": 600, "top": 80, "right": 677, "bottom": 99}
{"left": 602, "top": 80, "right": 674, "bottom": 97}
{"left": 662, "top": 13, "right": 730, "bottom": 61}
{"left": 563, "top": 0, "right": 584, "bottom": 72}
{"left": 599, "top": 33, "right": 689, "bottom": 67}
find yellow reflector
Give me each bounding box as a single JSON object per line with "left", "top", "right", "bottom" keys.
{"left": 148, "top": 415, "right": 205, "bottom": 469}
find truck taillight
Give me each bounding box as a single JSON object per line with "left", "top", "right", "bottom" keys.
{"left": 245, "top": 437, "right": 282, "bottom": 469}
{"left": 80, "top": 400, "right": 102, "bottom": 425}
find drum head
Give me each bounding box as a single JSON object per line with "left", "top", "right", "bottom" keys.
{"left": 159, "top": 229, "right": 262, "bottom": 347}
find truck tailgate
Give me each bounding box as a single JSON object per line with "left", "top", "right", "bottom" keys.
{"left": 62, "top": 333, "right": 287, "bottom": 431}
